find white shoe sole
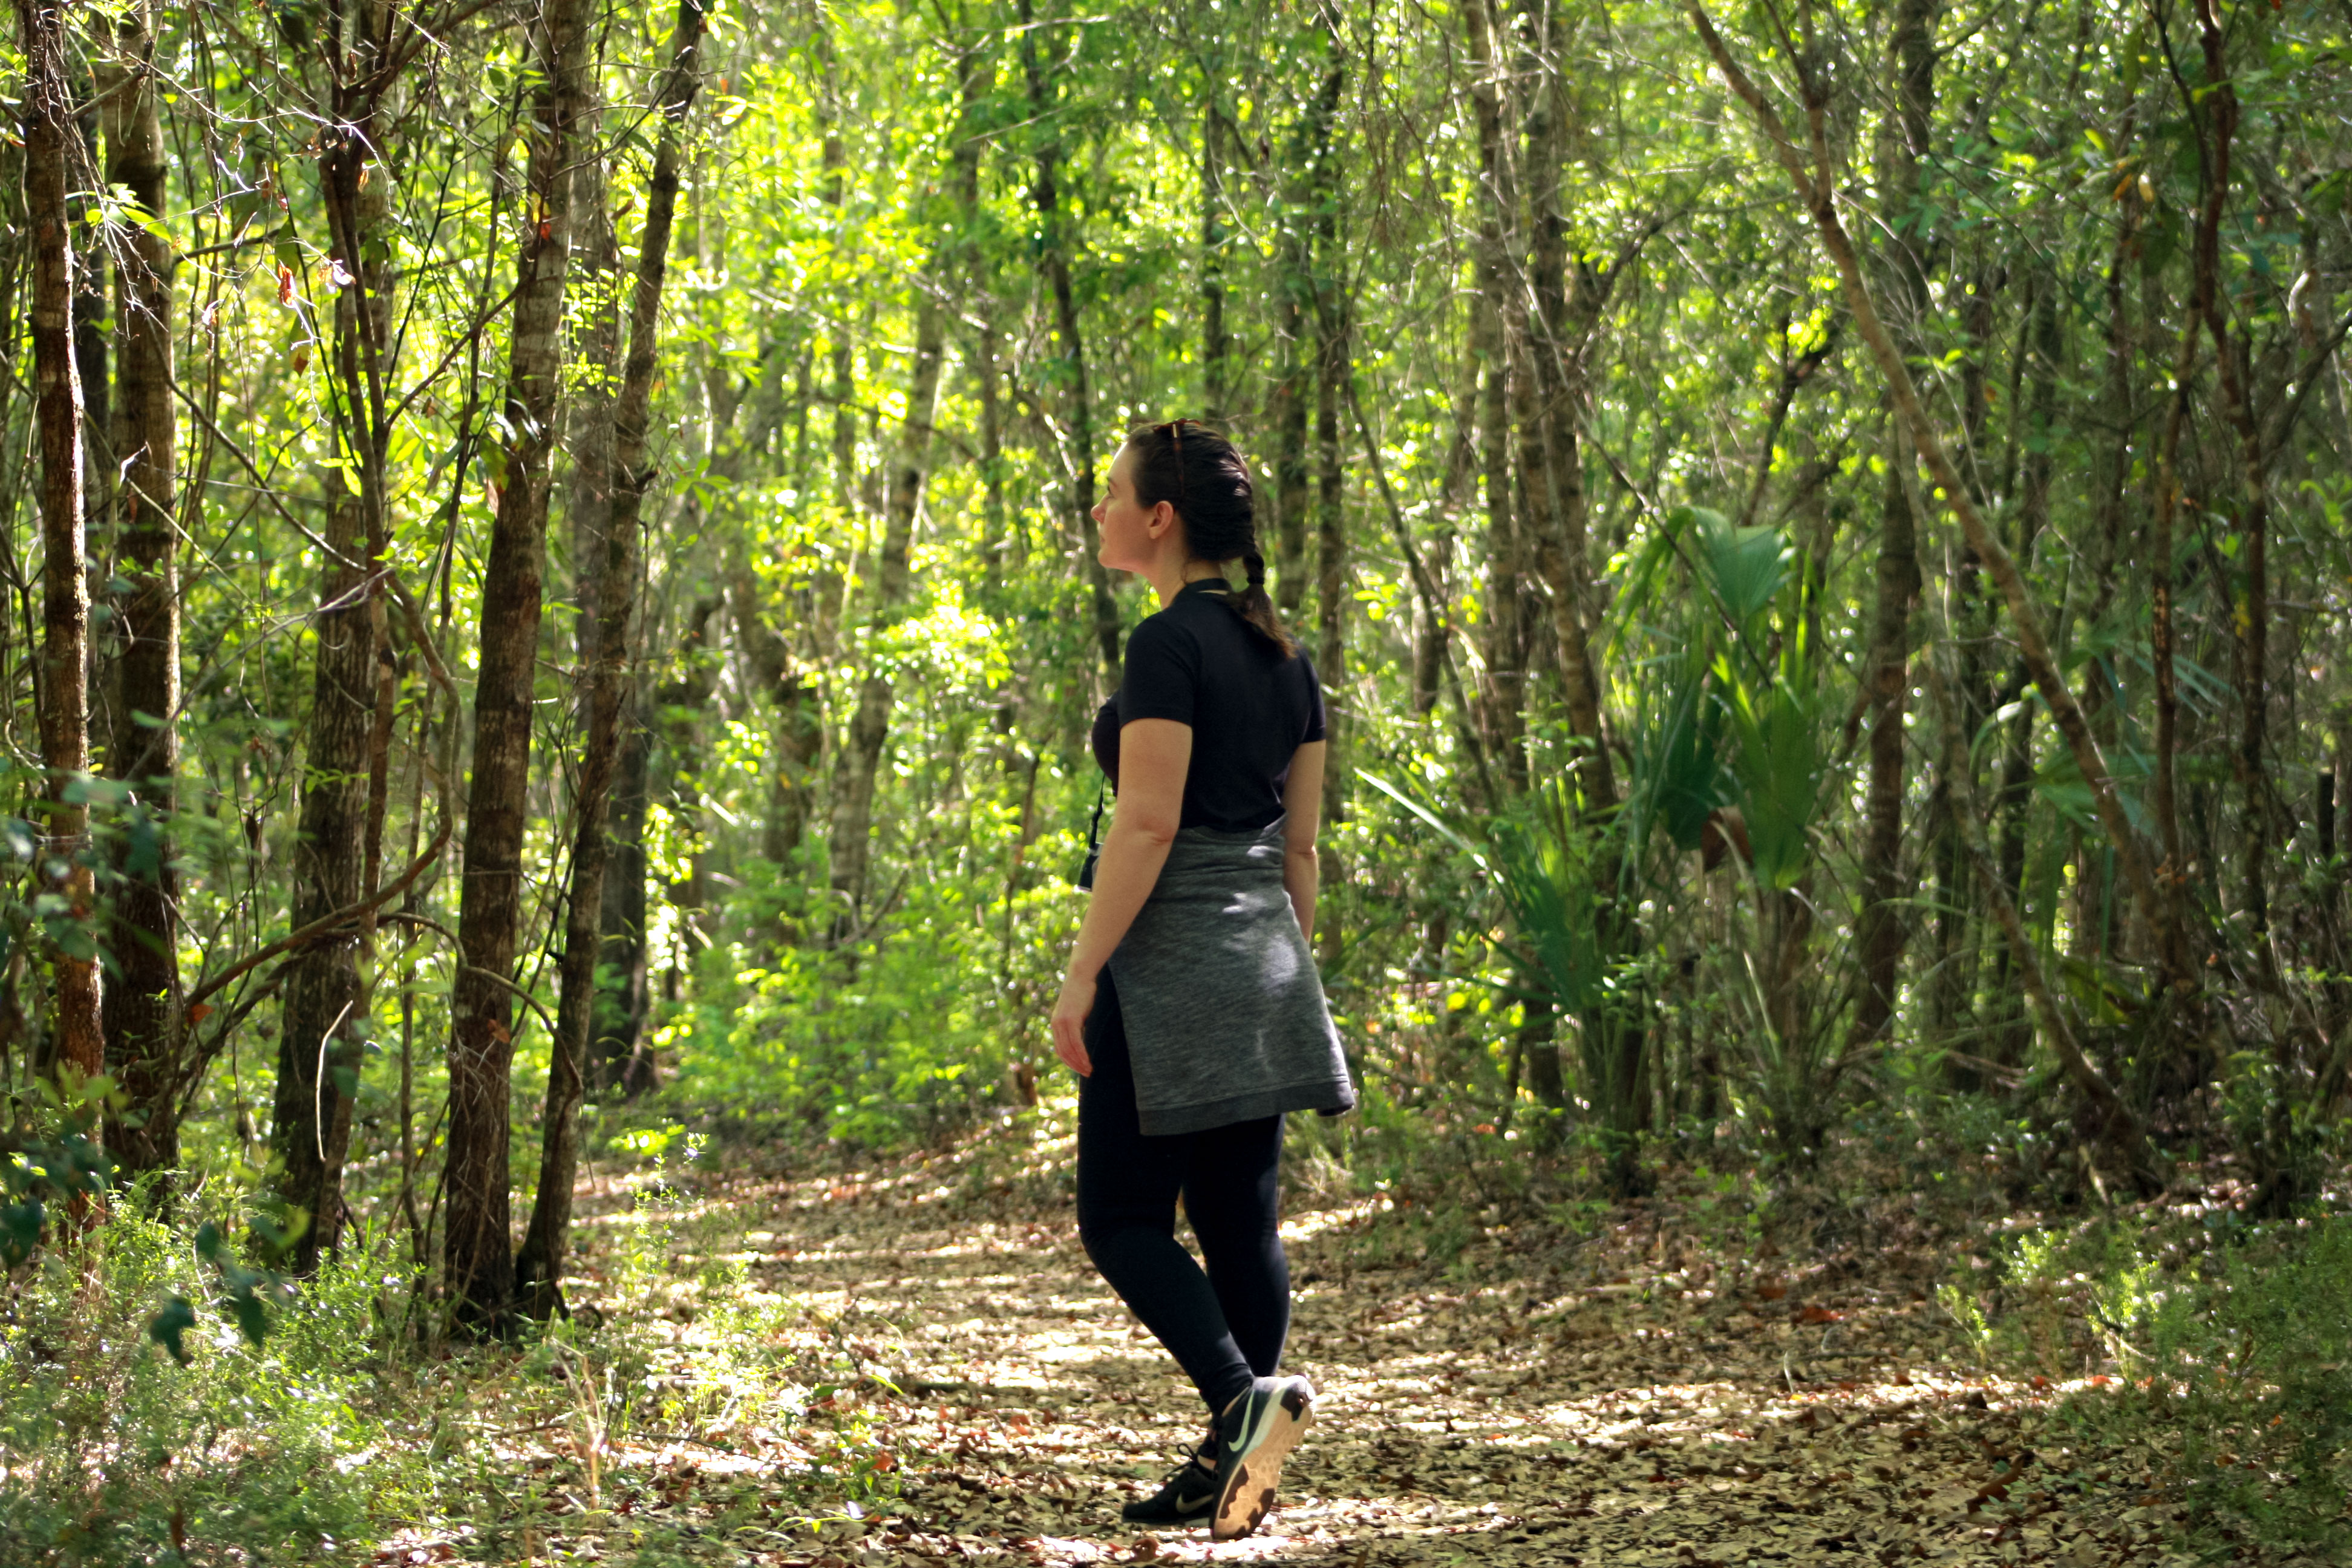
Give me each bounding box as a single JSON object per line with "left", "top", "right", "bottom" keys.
{"left": 1211, "top": 1380, "right": 1313, "bottom": 1541}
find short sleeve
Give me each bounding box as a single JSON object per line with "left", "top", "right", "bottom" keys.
{"left": 1117, "top": 615, "right": 1199, "bottom": 728}
{"left": 1298, "top": 652, "right": 1328, "bottom": 744}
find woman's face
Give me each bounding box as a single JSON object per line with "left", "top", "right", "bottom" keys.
{"left": 1093, "top": 444, "right": 1174, "bottom": 575}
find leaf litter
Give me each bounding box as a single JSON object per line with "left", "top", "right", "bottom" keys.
{"left": 375, "top": 1132, "right": 2245, "bottom": 1568}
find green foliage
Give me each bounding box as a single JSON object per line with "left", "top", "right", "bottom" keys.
{"left": 0, "top": 1085, "right": 111, "bottom": 1270}
{"left": 663, "top": 860, "right": 1078, "bottom": 1149}
{"left": 0, "top": 1207, "right": 394, "bottom": 1563}
{"left": 2065, "top": 1218, "right": 2352, "bottom": 1558}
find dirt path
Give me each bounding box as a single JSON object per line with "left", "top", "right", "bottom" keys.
{"left": 733, "top": 1148, "right": 2183, "bottom": 1568}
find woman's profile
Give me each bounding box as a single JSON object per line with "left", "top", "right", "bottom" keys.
{"left": 1050, "top": 420, "right": 1357, "bottom": 1541}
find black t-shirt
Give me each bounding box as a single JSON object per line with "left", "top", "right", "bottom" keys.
{"left": 1089, "top": 581, "right": 1327, "bottom": 833}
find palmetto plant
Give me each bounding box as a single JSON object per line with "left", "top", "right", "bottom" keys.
{"left": 1370, "top": 505, "right": 1851, "bottom": 1168}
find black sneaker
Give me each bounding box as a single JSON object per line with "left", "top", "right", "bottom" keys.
{"left": 1120, "top": 1431, "right": 1218, "bottom": 1524}
{"left": 1209, "top": 1375, "right": 1315, "bottom": 1540}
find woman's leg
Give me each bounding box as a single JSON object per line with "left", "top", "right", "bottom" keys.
{"left": 1076, "top": 973, "right": 1259, "bottom": 1418}
{"left": 1180, "top": 1114, "right": 1289, "bottom": 1379}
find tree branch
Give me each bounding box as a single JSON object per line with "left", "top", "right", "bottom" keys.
{"left": 1687, "top": 1, "right": 2181, "bottom": 990}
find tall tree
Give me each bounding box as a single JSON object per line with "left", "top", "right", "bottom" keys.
{"left": 517, "top": 0, "right": 707, "bottom": 1318}
{"left": 445, "top": 0, "right": 592, "bottom": 1331}
{"left": 17, "top": 0, "right": 100, "bottom": 1093}
{"left": 1462, "top": 0, "right": 1531, "bottom": 794}
{"left": 825, "top": 286, "right": 942, "bottom": 918}
{"left": 272, "top": 0, "right": 403, "bottom": 1271}
{"left": 1847, "top": 0, "right": 1933, "bottom": 1054}
{"left": 99, "top": 2, "right": 185, "bottom": 1178}
{"left": 1267, "top": 39, "right": 1342, "bottom": 622}
{"left": 1019, "top": 0, "right": 1120, "bottom": 681}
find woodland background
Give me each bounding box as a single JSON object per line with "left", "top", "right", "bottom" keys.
{"left": 0, "top": 0, "right": 2348, "bottom": 1558}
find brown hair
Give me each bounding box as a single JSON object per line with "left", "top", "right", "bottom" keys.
{"left": 1125, "top": 420, "right": 1298, "bottom": 656}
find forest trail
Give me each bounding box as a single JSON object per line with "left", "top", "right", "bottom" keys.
{"left": 703, "top": 1144, "right": 2187, "bottom": 1568}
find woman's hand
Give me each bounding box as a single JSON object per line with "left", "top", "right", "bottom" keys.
{"left": 1051, "top": 972, "right": 1097, "bottom": 1077}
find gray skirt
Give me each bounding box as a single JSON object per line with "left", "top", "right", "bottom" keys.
{"left": 1104, "top": 817, "right": 1357, "bottom": 1136}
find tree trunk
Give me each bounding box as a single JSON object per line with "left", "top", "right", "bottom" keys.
{"left": 1518, "top": 0, "right": 1618, "bottom": 812}
{"left": 566, "top": 101, "right": 622, "bottom": 667}
{"left": 1313, "top": 302, "right": 1348, "bottom": 821}
{"left": 2187, "top": 1, "right": 2270, "bottom": 946}
{"left": 445, "top": 0, "right": 590, "bottom": 1333}
{"left": 1019, "top": 0, "right": 1119, "bottom": 682}
{"left": 19, "top": 0, "right": 102, "bottom": 1094}
{"left": 1310, "top": 24, "right": 1348, "bottom": 831}
{"left": 1463, "top": 0, "right": 1526, "bottom": 794}
{"left": 1200, "top": 102, "right": 1230, "bottom": 427}
{"left": 1692, "top": 2, "right": 2178, "bottom": 1028}
{"left": 73, "top": 91, "right": 109, "bottom": 777}
{"left": 813, "top": 10, "right": 858, "bottom": 514}
{"left": 273, "top": 2, "right": 404, "bottom": 1275}
{"left": 1847, "top": 0, "right": 1933, "bottom": 1054}
{"left": 99, "top": 7, "right": 184, "bottom": 1180}
{"left": 1312, "top": 226, "right": 1348, "bottom": 974}
{"left": 1985, "top": 280, "right": 2060, "bottom": 1067}
{"left": 591, "top": 691, "right": 653, "bottom": 1096}
{"left": 1269, "top": 51, "right": 1343, "bottom": 624}
{"left": 516, "top": 0, "right": 705, "bottom": 1321}
{"left": 829, "top": 50, "right": 965, "bottom": 919}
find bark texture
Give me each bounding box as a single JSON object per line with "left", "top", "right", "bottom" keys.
{"left": 517, "top": 0, "right": 705, "bottom": 1319}
{"left": 273, "top": 1, "right": 401, "bottom": 1273}
{"left": 445, "top": 0, "right": 591, "bottom": 1331}
{"left": 99, "top": 7, "right": 185, "bottom": 1179}
{"left": 1849, "top": 0, "right": 1932, "bottom": 1053}
{"left": 1463, "top": 0, "right": 1527, "bottom": 793}
{"left": 18, "top": 0, "right": 101, "bottom": 1091}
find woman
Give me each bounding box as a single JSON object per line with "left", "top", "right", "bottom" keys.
{"left": 1050, "top": 420, "right": 1356, "bottom": 1541}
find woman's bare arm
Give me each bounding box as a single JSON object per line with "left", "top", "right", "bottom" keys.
{"left": 1280, "top": 740, "right": 1327, "bottom": 944}
{"left": 1050, "top": 718, "right": 1192, "bottom": 1076}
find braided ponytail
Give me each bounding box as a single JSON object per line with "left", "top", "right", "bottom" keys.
{"left": 1128, "top": 421, "right": 1299, "bottom": 656}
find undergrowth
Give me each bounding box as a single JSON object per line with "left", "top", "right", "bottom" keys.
{"left": 0, "top": 1142, "right": 906, "bottom": 1566}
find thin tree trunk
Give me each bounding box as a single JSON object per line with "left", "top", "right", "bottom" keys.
{"left": 446, "top": 0, "right": 590, "bottom": 1333}
{"left": 825, "top": 302, "right": 941, "bottom": 921}
{"left": 99, "top": 5, "right": 184, "bottom": 1180}
{"left": 2187, "top": 0, "right": 2270, "bottom": 946}
{"left": 567, "top": 101, "right": 622, "bottom": 665}
{"left": 591, "top": 689, "right": 653, "bottom": 1095}
{"left": 813, "top": 12, "right": 857, "bottom": 514}
{"left": 1269, "top": 49, "right": 1344, "bottom": 624}
{"left": 73, "top": 92, "right": 109, "bottom": 781}
{"left": 1020, "top": 0, "right": 1119, "bottom": 681}
{"left": 1200, "top": 102, "right": 1230, "bottom": 427}
{"left": 947, "top": 45, "right": 1009, "bottom": 579}
{"left": 829, "top": 47, "right": 967, "bottom": 918}
{"left": 515, "top": 0, "right": 704, "bottom": 1320}
{"left": 1848, "top": 0, "right": 1932, "bottom": 1054}
{"left": 1519, "top": 0, "right": 1619, "bottom": 813}
{"left": 1312, "top": 245, "right": 1348, "bottom": 973}
{"left": 274, "top": 1, "right": 402, "bottom": 1275}
{"left": 18, "top": 0, "right": 100, "bottom": 1093}
{"left": 1463, "top": 0, "right": 1526, "bottom": 793}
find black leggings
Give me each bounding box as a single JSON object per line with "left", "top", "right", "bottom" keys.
{"left": 1076, "top": 970, "right": 1289, "bottom": 1420}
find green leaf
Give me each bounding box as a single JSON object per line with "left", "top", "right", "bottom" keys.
{"left": 0, "top": 1201, "right": 45, "bottom": 1268}
{"left": 149, "top": 1296, "right": 198, "bottom": 1365}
